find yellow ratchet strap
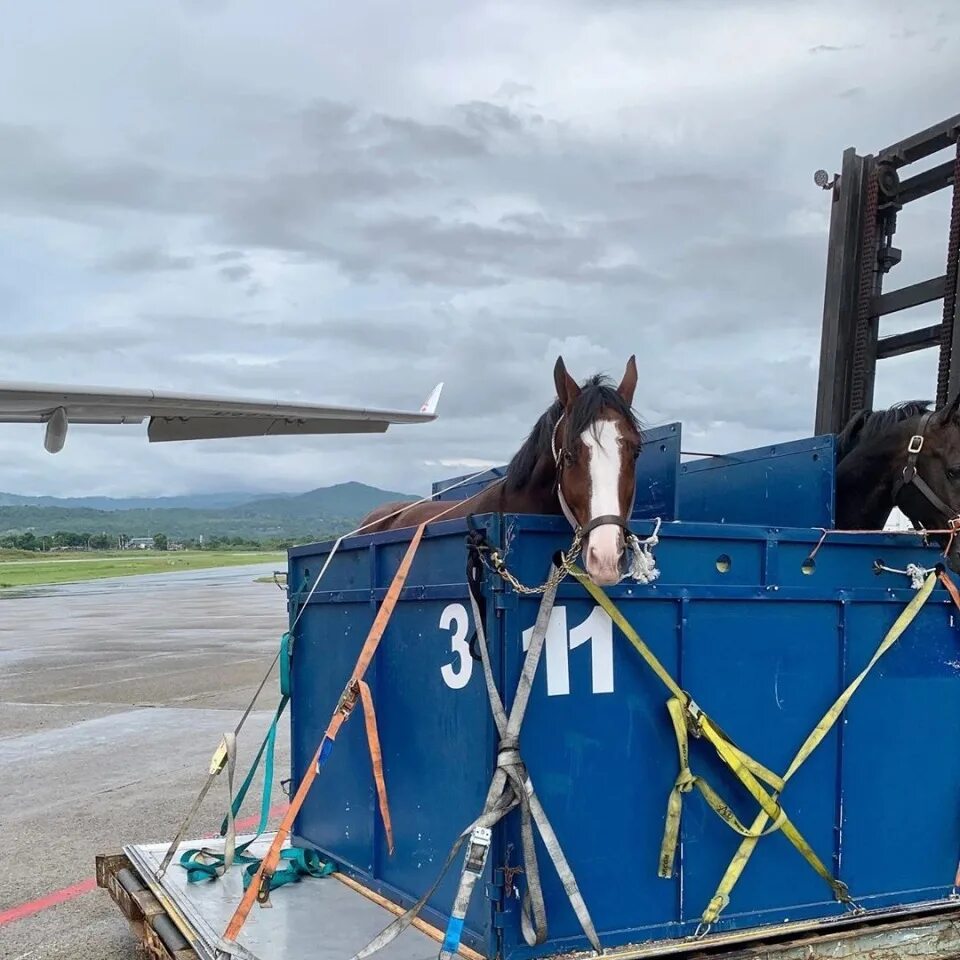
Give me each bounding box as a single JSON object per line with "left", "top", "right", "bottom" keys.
{"left": 570, "top": 566, "right": 852, "bottom": 917}
{"left": 700, "top": 569, "right": 937, "bottom": 927}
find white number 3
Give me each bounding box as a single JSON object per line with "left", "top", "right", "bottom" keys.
{"left": 439, "top": 603, "right": 473, "bottom": 689}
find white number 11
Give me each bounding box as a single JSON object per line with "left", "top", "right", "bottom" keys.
{"left": 522, "top": 606, "right": 614, "bottom": 696}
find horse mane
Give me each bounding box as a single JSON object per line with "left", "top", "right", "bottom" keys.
{"left": 504, "top": 374, "right": 643, "bottom": 492}
{"left": 836, "top": 400, "right": 931, "bottom": 461}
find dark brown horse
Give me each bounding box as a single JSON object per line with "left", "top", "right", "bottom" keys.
{"left": 360, "top": 355, "right": 643, "bottom": 585}
{"left": 835, "top": 393, "right": 960, "bottom": 571}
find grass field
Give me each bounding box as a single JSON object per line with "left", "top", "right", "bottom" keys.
{"left": 0, "top": 549, "right": 286, "bottom": 588}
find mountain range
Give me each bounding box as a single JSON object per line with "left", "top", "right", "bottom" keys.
{"left": 0, "top": 482, "right": 419, "bottom": 543}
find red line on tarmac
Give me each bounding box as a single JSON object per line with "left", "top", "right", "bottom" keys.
{"left": 0, "top": 802, "right": 290, "bottom": 929}
{"left": 0, "top": 878, "right": 98, "bottom": 927}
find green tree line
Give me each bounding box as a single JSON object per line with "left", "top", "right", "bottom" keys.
{"left": 0, "top": 531, "right": 298, "bottom": 552}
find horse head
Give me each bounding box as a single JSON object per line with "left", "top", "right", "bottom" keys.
{"left": 551, "top": 355, "right": 642, "bottom": 585}
{"left": 889, "top": 394, "right": 960, "bottom": 571}
{"left": 837, "top": 392, "right": 960, "bottom": 572}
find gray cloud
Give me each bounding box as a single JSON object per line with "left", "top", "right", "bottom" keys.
{"left": 0, "top": 124, "right": 194, "bottom": 220}
{"left": 809, "top": 44, "right": 858, "bottom": 54}
{"left": 99, "top": 246, "right": 195, "bottom": 273}
{"left": 0, "top": 0, "right": 958, "bottom": 499}
{"left": 5, "top": 326, "right": 152, "bottom": 357}
{"left": 219, "top": 263, "right": 254, "bottom": 283}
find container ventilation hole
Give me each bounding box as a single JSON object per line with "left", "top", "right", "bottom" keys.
{"left": 716, "top": 554, "right": 731, "bottom": 573}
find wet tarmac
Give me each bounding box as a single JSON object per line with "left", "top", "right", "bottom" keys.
{"left": 0, "top": 563, "right": 292, "bottom": 959}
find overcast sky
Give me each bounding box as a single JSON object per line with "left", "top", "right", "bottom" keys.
{"left": 2, "top": 0, "right": 959, "bottom": 497}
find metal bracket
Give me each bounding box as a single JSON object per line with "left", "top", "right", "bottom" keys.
{"left": 908, "top": 435, "right": 924, "bottom": 454}
{"left": 335, "top": 680, "right": 360, "bottom": 718}
{"left": 464, "top": 827, "right": 492, "bottom": 877}
{"left": 256, "top": 871, "right": 273, "bottom": 908}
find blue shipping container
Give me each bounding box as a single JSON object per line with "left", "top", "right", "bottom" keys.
{"left": 286, "top": 509, "right": 960, "bottom": 959}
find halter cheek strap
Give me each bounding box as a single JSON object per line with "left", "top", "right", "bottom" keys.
{"left": 891, "top": 411, "right": 960, "bottom": 532}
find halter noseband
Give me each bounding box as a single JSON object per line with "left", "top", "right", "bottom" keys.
{"left": 891, "top": 411, "right": 960, "bottom": 533}
{"left": 551, "top": 413, "right": 632, "bottom": 540}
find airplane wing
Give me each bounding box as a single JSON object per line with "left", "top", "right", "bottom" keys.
{"left": 0, "top": 381, "right": 444, "bottom": 453}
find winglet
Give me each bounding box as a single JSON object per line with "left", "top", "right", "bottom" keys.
{"left": 420, "top": 382, "right": 444, "bottom": 417}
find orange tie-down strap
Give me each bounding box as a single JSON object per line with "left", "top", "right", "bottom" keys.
{"left": 224, "top": 520, "right": 426, "bottom": 943}
{"left": 939, "top": 569, "right": 960, "bottom": 612}
{"left": 357, "top": 677, "right": 394, "bottom": 855}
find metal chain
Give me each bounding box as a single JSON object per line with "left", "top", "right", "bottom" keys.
{"left": 850, "top": 164, "right": 880, "bottom": 414}
{"left": 476, "top": 528, "right": 584, "bottom": 595}
{"left": 478, "top": 525, "right": 653, "bottom": 595}
{"left": 936, "top": 141, "right": 960, "bottom": 408}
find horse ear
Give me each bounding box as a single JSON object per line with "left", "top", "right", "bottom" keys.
{"left": 617, "top": 354, "right": 638, "bottom": 407}
{"left": 554, "top": 356, "right": 581, "bottom": 409}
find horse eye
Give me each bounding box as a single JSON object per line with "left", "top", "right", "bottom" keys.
{"left": 949, "top": 466, "right": 960, "bottom": 481}
{"left": 563, "top": 451, "right": 575, "bottom": 466}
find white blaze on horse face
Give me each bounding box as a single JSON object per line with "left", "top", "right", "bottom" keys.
{"left": 582, "top": 419, "right": 625, "bottom": 586}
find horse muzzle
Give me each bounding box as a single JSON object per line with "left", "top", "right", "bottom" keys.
{"left": 581, "top": 514, "right": 630, "bottom": 586}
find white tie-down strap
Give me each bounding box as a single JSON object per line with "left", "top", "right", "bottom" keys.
{"left": 349, "top": 568, "right": 601, "bottom": 960}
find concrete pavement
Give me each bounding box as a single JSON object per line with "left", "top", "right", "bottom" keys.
{"left": 0, "top": 564, "right": 291, "bottom": 959}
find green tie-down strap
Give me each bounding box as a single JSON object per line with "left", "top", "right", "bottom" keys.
{"left": 181, "top": 633, "right": 295, "bottom": 885}
{"left": 241, "top": 847, "right": 336, "bottom": 891}
{"left": 279, "top": 629, "right": 292, "bottom": 698}
{"left": 219, "top": 631, "right": 293, "bottom": 839}
{"left": 180, "top": 844, "right": 335, "bottom": 889}
{"left": 179, "top": 841, "right": 262, "bottom": 883}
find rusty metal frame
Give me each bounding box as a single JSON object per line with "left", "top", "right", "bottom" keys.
{"left": 815, "top": 113, "right": 960, "bottom": 435}
{"left": 96, "top": 852, "right": 199, "bottom": 960}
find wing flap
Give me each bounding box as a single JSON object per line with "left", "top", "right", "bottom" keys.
{"left": 147, "top": 415, "right": 389, "bottom": 442}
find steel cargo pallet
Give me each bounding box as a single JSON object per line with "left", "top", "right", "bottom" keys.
{"left": 95, "top": 833, "right": 476, "bottom": 960}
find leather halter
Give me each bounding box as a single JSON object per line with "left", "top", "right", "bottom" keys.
{"left": 551, "top": 414, "right": 632, "bottom": 540}
{"left": 890, "top": 411, "right": 960, "bottom": 532}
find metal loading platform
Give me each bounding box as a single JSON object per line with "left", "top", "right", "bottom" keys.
{"left": 96, "top": 833, "right": 464, "bottom": 960}
{"left": 96, "top": 833, "right": 960, "bottom": 960}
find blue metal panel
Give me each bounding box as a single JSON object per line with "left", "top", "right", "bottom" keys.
{"left": 679, "top": 599, "right": 842, "bottom": 926}
{"left": 288, "top": 518, "right": 503, "bottom": 955}
{"left": 633, "top": 422, "right": 680, "bottom": 520}
{"left": 432, "top": 467, "right": 507, "bottom": 502}
{"left": 287, "top": 511, "right": 960, "bottom": 960}
{"left": 839, "top": 600, "right": 960, "bottom": 907}
{"left": 678, "top": 435, "right": 836, "bottom": 529}
{"left": 428, "top": 422, "right": 681, "bottom": 520}
{"left": 289, "top": 600, "right": 376, "bottom": 871}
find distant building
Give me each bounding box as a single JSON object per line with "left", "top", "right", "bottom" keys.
{"left": 126, "top": 537, "right": 155, "bottom": 550}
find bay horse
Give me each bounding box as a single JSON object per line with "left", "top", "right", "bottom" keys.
{"left": 360, "top": 355, "right": 643, "bottom": 586}
{"left": 835, "top": 392, "right": 960, "bottom": 572}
